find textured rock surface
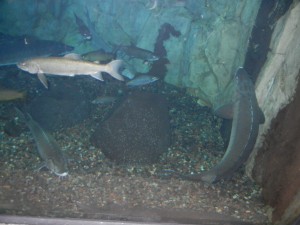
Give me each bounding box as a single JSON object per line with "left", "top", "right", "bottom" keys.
{"left": 0, "top": 0, "right": 261, "bottom": 110}
{"left": 246, "top": 2, "right": 300, "bottom": 224}
{"left": 247, "top": 0, "right": 300, "bottom": 177}
{"left": 252, "top": 73, "right": 300, "bottom": 225}
{"left": 91, "top": 92, "right": 170, "bottom": 164}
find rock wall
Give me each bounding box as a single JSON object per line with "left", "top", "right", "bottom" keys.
{"left": 246, "top": 1, "right": 300, "bottom": 224}
{"left": 0, "top": 0, "right": 261, "bottom": 110}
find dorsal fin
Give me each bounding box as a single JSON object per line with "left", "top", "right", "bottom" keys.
{"left": 64, "top": 53, "right": 81, "bottom": 60}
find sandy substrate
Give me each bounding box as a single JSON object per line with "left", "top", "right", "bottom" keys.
{"left": 0, "top": 86, "right": 270, "bottom": 225}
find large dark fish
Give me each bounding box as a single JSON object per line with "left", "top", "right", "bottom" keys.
{"left": 117, "top": 45, "right": 159, "bottom": 62}
{"left": 0, "top": 33, "right": 73, "bottom": 66}
{"left": 186, "top": 67, "right": 265, "bottom": 183}
{"left": 74, "top": 12, "right": 92, "bottom": 40}
{"left": 15, "top": 108, "right": 68, "bottom": 177}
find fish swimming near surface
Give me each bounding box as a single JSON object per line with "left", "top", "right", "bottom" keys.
{"left": 17, "top": 54, "right": 124, "bottom": 88}
{"left": 126, "top": 74, "right": 159, "bottom": 87}
{"left": 74, "top": 12, "right": 92, "bottom": 40}
{"left": 185, "top": 67, "right": 265, "bottom": 183}
{"left": 92, "top": 96, "right": 118, "bottom": 104}
{"left": 81, "top": 49, "right": 115, "bottom": 63}
{"left": 0, "top": 33, "right": 73, "bottom": 66}
{"left": 117, "top": 45, "right": 159, "bottom": 62}
{"left": 0, "top": 88, "right": 26, "bottom": 101}
{"left": 15, "top": 107, "right": 68, "bottom": 177}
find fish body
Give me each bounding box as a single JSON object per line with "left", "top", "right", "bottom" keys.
{"left": 82, "top": 50, "right": 115, "bottom": 63}
{"left": 0, "top": 89, "right": 25, "bottom": 101}
{"left": 74, "top": 13, "right": 92, "bottom": 40}
{"left": 118, "top": 45, "right": 159, "bottom": 62}
{"left": 92, "top": 96, "right": 117, "bottom": 104}
{"left": 15, "top": 108, "right": 68, "bottom": 177}
{"left": 186, "top": 67, "right": 265, "bottom": 183}
{"left": 0, "top": 33, "right": 73, "bottom": 66}
{"left": 17, "top": 55, "right": 124, "bottom": 88}
{"left": 126, "top": 75, "right": 159, "bottom": 87}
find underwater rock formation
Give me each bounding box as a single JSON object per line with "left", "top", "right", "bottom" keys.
{"left": 91, "top": 92, "right": 170, "bottom": 164}
{"left": 246, "top": 1, "right": 300, "bottom": 224}
{"left": 253, "top": 78, "right": 300, "bottom": 224}
{"left": 0, "top": 0, "right": 261, "bottom": 110}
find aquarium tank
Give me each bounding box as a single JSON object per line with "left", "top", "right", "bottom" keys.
{"left": 0, "top": 0, "right": 299, "bottom": 225}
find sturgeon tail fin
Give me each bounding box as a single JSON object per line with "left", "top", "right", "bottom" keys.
{"left": 105, "top": 60, "right": 124, "bottom": 81}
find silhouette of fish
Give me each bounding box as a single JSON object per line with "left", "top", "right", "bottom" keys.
{"left": 0, "top": 33, "right": 73, "bottom": 66}
{"left": 185, "top": 67, "right": 265, "bottom": 183}
{"left": 15, "top": 107, "right": 68, "bottom": 177}
{"left": 74, "top": 13, "right": 92, "bottom": 40}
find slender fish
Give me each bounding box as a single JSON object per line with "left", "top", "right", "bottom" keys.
{"left": 74, "top": 12, "right": 92, "bottom": 40}
{"left": 126, "top": 75, "right": 159, "bottom": 87}
{"left": 15, "top": 108, "right": 68, "bottom": 177}
{"left": 186, "top": 67, "right": 265, "bottom": 183}
{"left": 117, "top": 45, "right": 159, "bottom": 62}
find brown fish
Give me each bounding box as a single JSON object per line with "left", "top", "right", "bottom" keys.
{"left": 82, "top": 50, "right": 115, "bottom": 63}
{"left": 0, "top": 88, "right": 26, "bottom": 101}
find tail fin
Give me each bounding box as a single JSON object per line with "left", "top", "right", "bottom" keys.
{"left": 105, "top": 60, "right": 124, "bottom": 81}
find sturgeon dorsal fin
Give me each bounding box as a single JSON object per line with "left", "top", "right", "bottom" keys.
{"left": 64, "top": 53, "right": 81, "bottom": 60}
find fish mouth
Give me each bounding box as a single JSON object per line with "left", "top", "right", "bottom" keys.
{"left": 17, "top": 62, "right": 27, "bottom": 70}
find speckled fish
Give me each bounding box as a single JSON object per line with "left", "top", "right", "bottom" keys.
{"left": 15, "top": 107, "right": 68, "bottom": 177}
{"left": 81, "top": 50, "right": 115, "bottom": 63}
{"left": 92, "top": 96, "right": 118, "bottom": 104}
{"left": 0, "top": 88, "right": 26, "bottom": 101}
{"left": 185, "top": 67, "right": 265, "bottom": 183}
{"left": 17, "top": 54, "right": 124, "bottom": 88}
{"left": 126, "top": 75, "right": 159, "bottom": 87}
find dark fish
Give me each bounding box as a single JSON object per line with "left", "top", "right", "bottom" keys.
{"left": 0, "top": 34, "right": 73, "bottom": 66}
{"left": 15, "top": 108, "right": 68, "bottom": 177}
{"left": 74, "top": 12, "right": 92, "bottom": 40}
{"left": 84, "top": 7, "right": 112, "bottom": 51}
{"left": 185, "top": 67, "right": 265, "bottom": 183}
{"left": 126, "top": 75, "right": 159, "bottom": 87}
{"left": 0, "top": 88, "right": 26, "bottom": 101}
{"left": 81, "top": 49, "right": 115, "bottom": 63}
{"left": 117, "top": 45, "right": 159, "bottom": 62}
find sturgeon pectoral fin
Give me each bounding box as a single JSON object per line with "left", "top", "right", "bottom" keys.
{"left": 37, "top": 72, "right": 48, "bottom": 88}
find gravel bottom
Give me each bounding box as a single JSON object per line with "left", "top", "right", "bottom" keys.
{"left": 0, "top": 87, "right": 270, "bottom": 225}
